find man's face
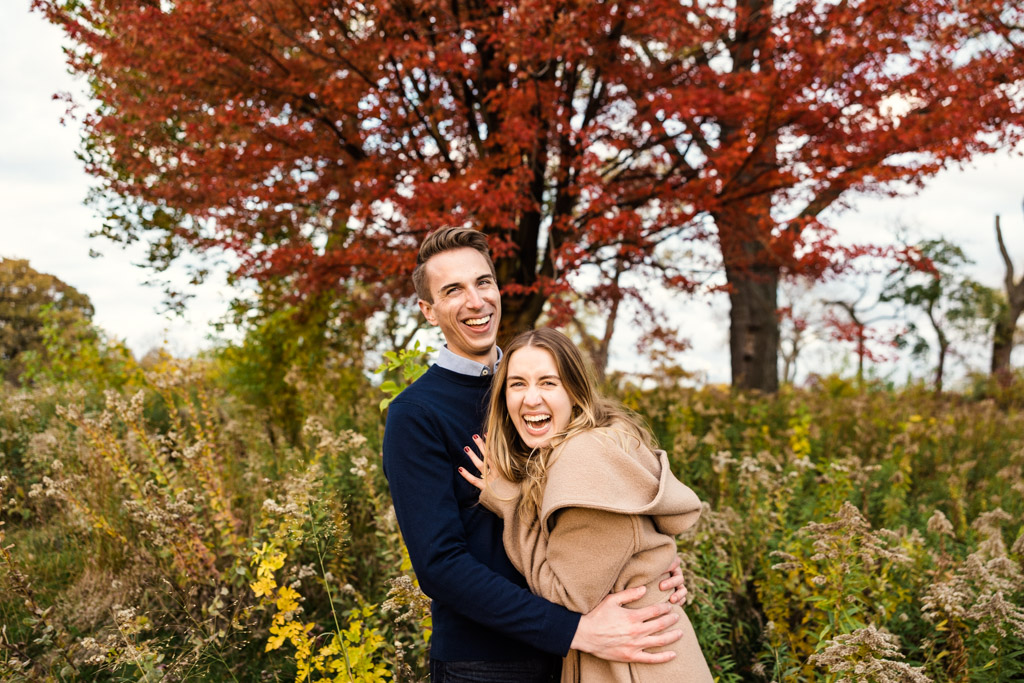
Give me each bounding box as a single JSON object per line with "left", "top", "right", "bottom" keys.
{"left": 418, "top": 247, "right": 501, "bottom": 364}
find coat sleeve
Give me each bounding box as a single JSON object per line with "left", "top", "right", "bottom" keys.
{"left": 478, "top": 467, "right": 521, "bottom": 521}
{"left": 506, "top": 505, "right": 639, "bottom": 615}
{"left": 383, "top": 399, "right": 580, "bottom": 656}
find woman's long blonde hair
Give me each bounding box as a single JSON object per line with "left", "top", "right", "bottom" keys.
{"left": 484, "top": 328, "right": 656, "bottom": 518}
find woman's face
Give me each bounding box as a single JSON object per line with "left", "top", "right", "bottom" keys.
{"left": 505, "top": 345, "right": 574, "bottom": 449}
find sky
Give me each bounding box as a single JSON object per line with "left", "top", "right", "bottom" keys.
{"left": 1, "top": 1, "right": 233, "bottom": 358}
{"left": 2, "top": 2, "right": 1024, "bottom": 384}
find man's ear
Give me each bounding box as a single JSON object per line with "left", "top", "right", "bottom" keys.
{"left": 418, "top": 299, "right": 438, "bottom": 326}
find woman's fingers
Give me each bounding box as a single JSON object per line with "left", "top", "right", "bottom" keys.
{"left": 458, "top": 465, "right": 484, "bottom": 490}
{"left": 459, "top": 435, "right": 487, "bottom": 491}
{"left": 462, "top": 443, "right": 484, "bottom": 473}
{"left": 460, "top": 433, "right": 492, "bottom": 491}
{"left": 472, "top": 433, "right": 491, "bottom": 466}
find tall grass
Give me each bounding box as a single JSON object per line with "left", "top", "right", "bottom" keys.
{"left": 2, "top": 358, "right": 1022, "bottom": 681}
{"left": 0, "top": 354, "right": 425, "bottom": 681}
{"left": 628, "top": 377, "right": 1024, "bottom": 682}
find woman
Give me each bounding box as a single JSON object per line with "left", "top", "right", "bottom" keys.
{"left": 459, "top": 328, "right": 713, "bottom": 683}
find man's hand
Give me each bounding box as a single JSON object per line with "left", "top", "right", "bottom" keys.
{"left": 569, "top": 586, "right": 682, "bottom": 663}
{"left": 659, "top": 555, "right": 688, "bottom": 604}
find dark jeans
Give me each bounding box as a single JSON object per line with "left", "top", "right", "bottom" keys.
{"left": 430, "top": 656, "right": 562, "bottom": 682}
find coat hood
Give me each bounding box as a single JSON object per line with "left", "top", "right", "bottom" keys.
{"left": 539, "top": 425, "right": 702, "bottom": 536}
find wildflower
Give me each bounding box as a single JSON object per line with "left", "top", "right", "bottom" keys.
{"left": 808, "top": 625, "right": 932, "bottom": 683}
{"left": 710, "top": 450, "right": 735, "bottom": 472}
{"left": 251, "top": 574, "right": 276, "bottom": 599}
{"left": 792, "top": 456, "right": 815, "bottom": 471}
{"left": 275, "top": 585, "right": 302, "bottom": 615}
{"left": 965, "top": 591, "right": 1024, "bottom": 639}
{"left": 1011, "top": 533, "right": 1024, "bottom": 557}
{"left": 926, "top": 510, "right": 955, "bottom": 538}
{"left": 922, "top": 576, "right": 972, "bottom": 622}
{"left": 383, "top": 574, "right": 431, "bottom": 623}
{"left": 738, "top": 456, "right": 762, "bottom": 474}
{"left": 769, "top": 550, "right": 801, "bottom": 572}
{"left": 350, "top": 454, "right": 371, "bottom": 477}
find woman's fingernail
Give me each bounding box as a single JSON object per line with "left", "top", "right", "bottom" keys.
{"left": 464, "top": 446, "right": 471, "bottom": 453}
{"left": 458, "top": 467, "right": 465, "bottom": 473}
{"left": 473, "top": 434, "right": 480, "bottom": 439}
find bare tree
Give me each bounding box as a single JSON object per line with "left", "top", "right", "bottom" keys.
{"left": 992, "top": 200, "right": 1024, "bottom": 382}
{"left": 779, "top": 277, "right": 822, "bottom": 385}
{"left": 824, "top": 297, "right": 894, "bottom": 387}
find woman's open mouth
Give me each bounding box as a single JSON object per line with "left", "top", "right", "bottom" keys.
{"left": 523, "top": 414, "right": 552, "bottom": 434}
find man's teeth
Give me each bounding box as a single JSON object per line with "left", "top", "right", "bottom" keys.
{"left": 524, "top": 415, "right": 551, "bottom": 423}
{"left": 465, "top": 315, "right": 491, "bottom": 326}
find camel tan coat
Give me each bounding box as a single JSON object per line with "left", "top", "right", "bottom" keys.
{"left": 480, "top": 424, "right": 714, "bottom": 683}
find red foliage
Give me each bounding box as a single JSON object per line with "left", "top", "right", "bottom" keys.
{"left": 822, "top": 308, "right": 901, "bottom": 366}
{"left": 35, "top": 0, "right": 1024, "bottom": 365}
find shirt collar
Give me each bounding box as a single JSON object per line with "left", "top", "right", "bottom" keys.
{"left": 436, "top": 345, "right": 503, "bottom": 377}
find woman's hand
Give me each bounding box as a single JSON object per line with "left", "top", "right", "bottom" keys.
{"left": 458, "top": 433, "right": 490, "bottom": 491}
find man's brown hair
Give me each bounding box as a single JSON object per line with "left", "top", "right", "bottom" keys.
{"left": 412, "top": 227, "right": 496, "bottom": 302}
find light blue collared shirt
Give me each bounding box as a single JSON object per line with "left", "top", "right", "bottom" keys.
{"left": 435, "top": 345, "right": 503, "bottom": 377}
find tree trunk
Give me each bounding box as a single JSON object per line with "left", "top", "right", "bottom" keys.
{"left": 716, "top": 183, "right": 780, "bottom": 392}
{"left": 936, "top": 342, "right": 947, "bottom": 393}
{"left": 724, "top": 261, "right": 780, "bottom": 393}
{"left": 780, "top": 330, "right": 801, "bottom": 385}
{"left": 991, "top": 315, "right": 1016, "bottom": 379}
{"left": 713, "top": 0, "right": 779, "bottom": 393}
{"left": 927, "top": 304, "right": 946, "bottom": 393}
{"left": 497, "top": 291, "right": 546, "bottom": 346}
{"left": 856, "top": 329, "right": 866, "bottom": 386}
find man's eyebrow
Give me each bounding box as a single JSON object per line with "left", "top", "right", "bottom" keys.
{"left": 439, "top": 272, "right": 493, "bottom": 292}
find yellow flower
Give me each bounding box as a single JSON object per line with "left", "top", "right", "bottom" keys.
{"left": 251, "top": 541, "right": 286, "bottom": 577}
{"left": 266, "top": 620, "right": 300, "bottom": 652}
{"left": 276, "top": 585, "right": 301, "bottom": 613}
{"left": 250, "top": 575, "right": 276, "bottom": 599}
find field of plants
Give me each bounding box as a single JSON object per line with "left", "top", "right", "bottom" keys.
{"left": 1, "top": 348, "right": 1023, "bottom": 682}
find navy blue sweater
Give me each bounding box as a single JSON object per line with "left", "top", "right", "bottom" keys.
{"left": 382, "top": 364, "right": 580, "bottom": 662}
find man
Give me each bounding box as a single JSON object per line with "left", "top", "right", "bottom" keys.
{"left": 382, "top": 227, "right": 687, "bottom": 681}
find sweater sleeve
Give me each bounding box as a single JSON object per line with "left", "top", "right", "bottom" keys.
{"left": 382, "top": 400, "right": 580, "bottom": 656}
{"left": 507, "top": 505, "right": 638, "bottom": 615}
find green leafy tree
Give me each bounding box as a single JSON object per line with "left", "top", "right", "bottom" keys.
{"left": 881, "top": 239, "right": 999, "bottom": 391}
{"left": 214, "top": 288, "right": 375, "bottom": 446}
{"left": 0, "top": 258, "right": 95, "bottom": 384}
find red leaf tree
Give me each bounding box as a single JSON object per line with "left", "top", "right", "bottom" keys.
{"left": 37, "top": 0, "right": 1024, "bottom": 390}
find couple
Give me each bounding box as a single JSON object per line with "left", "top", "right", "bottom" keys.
{"left": 382, "top": 227, "right": 712, "bottom": 682}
